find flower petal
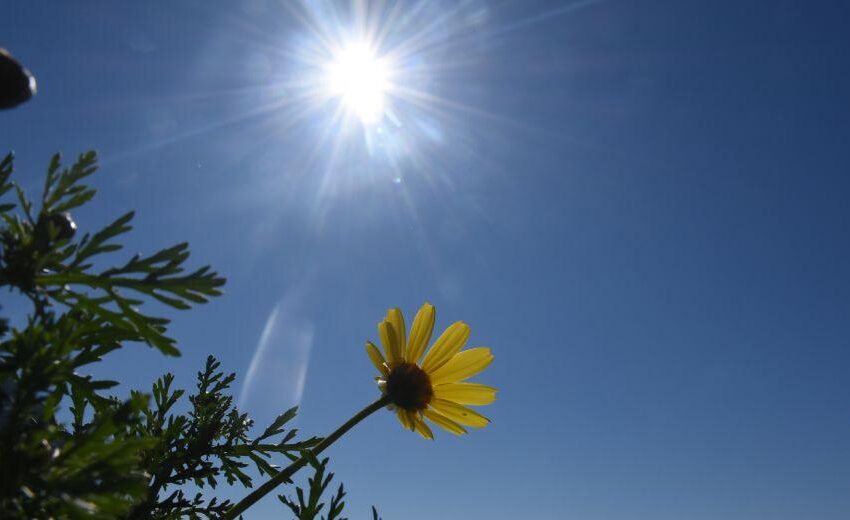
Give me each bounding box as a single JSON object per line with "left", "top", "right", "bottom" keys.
{"left": 421, "top": 321, "right": 470, "bottom": 373}
{"left": 429, "top": 347, "right": 494, "bottom": 386}
{"left": 423, "top": 408, "right": 467, "bottom": 435}
{"left": 433, "top": 382, "right": 497, "bottom": 405}
{"left": 406, "top": 303, "right": 435, "bottom": 363}
{"left": 429, "top": 398, "right": 490, "bottom": 428}
{"left": 365, "top": 341, "right": 389, "bottom": 377}
{"left": 396, "top": 409, "right": 414, "bottom": 431}
{"left": 413, "top": 415, "right": 434, "bottom": 440}
{"left": 385, "top": 308, "right": 407, "bottom": 360}
{"left": 379, "top": 320, "right": 402, "bottom": 366}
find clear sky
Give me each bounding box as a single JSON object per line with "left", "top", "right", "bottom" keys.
{"left": 3, "top": 1, "right": 850, "bottom": 519}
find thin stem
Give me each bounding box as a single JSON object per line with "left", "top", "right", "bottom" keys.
{"left": 225, "top": 395, "right": 391, "bottom": 519}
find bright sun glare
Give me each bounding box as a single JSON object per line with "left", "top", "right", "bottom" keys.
{"left": 325, "top": 43, "right": 390, "bottom": 125}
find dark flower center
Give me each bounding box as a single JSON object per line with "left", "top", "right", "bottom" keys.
{"left": 385, "top": 363, "right": 432, "bottom": 411}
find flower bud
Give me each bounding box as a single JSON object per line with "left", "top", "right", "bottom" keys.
{"left": 0, "top": 48, "right": 36, "bottom": 109}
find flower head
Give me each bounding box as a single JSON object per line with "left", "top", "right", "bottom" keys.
{"left": 365, "top": 303, "right": 496, "bottom": 439}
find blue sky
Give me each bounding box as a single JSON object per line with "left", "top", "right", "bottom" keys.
{"left": 3, "top": 1, "right": 850, "bottom": 518}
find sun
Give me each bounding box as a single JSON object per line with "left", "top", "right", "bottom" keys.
{"left": 324, "top": 42, "right": 391, "bottom": 125}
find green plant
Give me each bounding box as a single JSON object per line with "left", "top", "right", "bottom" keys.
{"left": 278, "top": 456, "right": 347, "bottom": 520}
{"left": 0, "top": 151, "right": 371, "bottom": 519}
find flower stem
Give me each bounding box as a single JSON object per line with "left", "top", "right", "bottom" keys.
{"left": 225, "top": 395, "right": 391, "bottom": 519}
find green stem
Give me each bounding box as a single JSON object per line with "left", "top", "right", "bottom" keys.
{"left": 225, "top": 395, "right": 391, "bottom": 519}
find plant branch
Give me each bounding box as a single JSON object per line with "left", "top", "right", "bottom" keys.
{"left": 225, "top": 395, "right": 390, "bottom": 519}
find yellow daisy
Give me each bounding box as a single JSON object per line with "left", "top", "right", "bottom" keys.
{"left": 365, "top": 303, "right": 496, "bottom": 439}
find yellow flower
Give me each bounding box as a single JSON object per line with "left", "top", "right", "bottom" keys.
{"left": 365, "top": 303, "right": 496, "bottom": 439}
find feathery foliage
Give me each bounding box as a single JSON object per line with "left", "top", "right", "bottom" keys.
{"left": 278, "top": 456, "right": 347, "bottom": 520}
{"left": 0, "top": 152, "right": 373, "bottom": 519}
